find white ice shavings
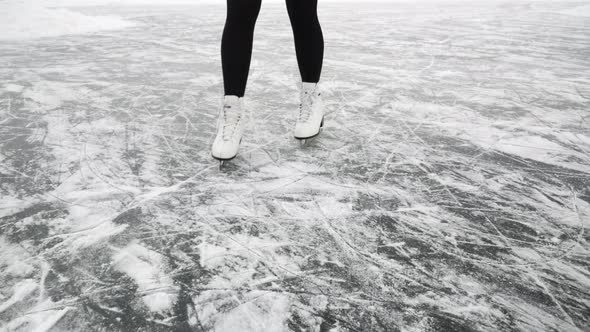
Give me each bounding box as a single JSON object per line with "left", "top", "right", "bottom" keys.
{"left": 2, "top": 298, "right": 71, "bottom": 332}
{"left": 211, "top": 291, "right": 290, "bottom": 332}
{"left": 22, "top": 81, "right": 103, "bottom": 111}
{"left": 0, "top": 251, "right": 70, "bottom": 330}
{"left": 394, "top": 99, "right": 590, "bottom": 173}
{"left": 0, "top": 238, "right": 36, "bottom": 281}
{"left": 0, "top": 279, "right": 38, "bottom": 313}
{"left": 0, "top": 197, "right": 31, "bottom": 219}
{"left": 112, "top": 242, "right": 178, "bottom": 313}
{"left": 480, "top": 135, "right": 590, "bottom": 173}
{"left": 39, "top": 113, "right": 129, "bottom": 248}
{"left": 199, "top": 242, "right": 229, "bottom": 269}
{"left": 201, "top": 232, "right": 301, "bottom": 289}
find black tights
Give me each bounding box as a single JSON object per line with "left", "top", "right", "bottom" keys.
{"left": 221, "top": 0, "right": 324, "bottom": 97}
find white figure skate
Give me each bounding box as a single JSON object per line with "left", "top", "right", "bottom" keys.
{"left": 211, "top": 95, "right": 245, "bottom": 167}
{"left": 294, "top": 82, "right": 324, "bottom": 145}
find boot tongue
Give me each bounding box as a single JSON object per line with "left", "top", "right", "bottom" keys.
{"left": 224, "top": 95, "right": 241, "bottom": 109}
{"left": 302, "top": 82, "right": 317, "bottom": 95}
{"left": 221, "top": 95, "right": 242, "bottom": 140}
{"left": 299, "top": 83, "right": 317, "bottom": 122}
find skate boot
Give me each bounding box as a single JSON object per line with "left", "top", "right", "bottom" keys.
{"left": 294, "top": 82, "right": 324, "bottom": 144}
{"left": 211, "top": 95, "right": 246, "bottom": 165}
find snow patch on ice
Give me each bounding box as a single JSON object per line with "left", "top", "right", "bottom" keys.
{"left": 0, "top": 237, "right": 36, "bottom": 279}
{"left": 558, "top": 4, "right": 590, "bottom": 17}
{"left": 392, "top": 99, "right": 590, "bottom": 173}
{"left": 23, "top": 81, "right": 101, "bottom": 111}
{"left": 212, "top": 291, "right": 290, "bottom": 332}
{"left": 0, "top": 279, "right": 38, "bottom": 313}
{"left": 2, "top": 83, "right": 25, "bottom": 93}
{"left": 0, "top": 1, "right": 135, "bottom": 40}
{"left": 469, "top": 134, "right": 590, "bottom": 173}
{"left": 112, "top": 242, "right": 178, "bottom": 313}
{"left": 3, "top": 298, "right": 71, "bottom": 332}
{"left": 199, "top": 242, "right": 230, "bottom": 269}
{"left": 0, "top": 197, "right": 31, "bottom": 218}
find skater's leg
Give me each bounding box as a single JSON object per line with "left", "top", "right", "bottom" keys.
{"left": 221, "top": 0, "right": 262, "bottom": 97}
{"left": 286, "top": 0, "right": 324, "bottom": 83}
{"left": 214, "top": 0, "right": 259, "bottom": 162}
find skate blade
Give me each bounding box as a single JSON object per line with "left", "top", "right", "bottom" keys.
{"left": 216, "top": 158, "right": 235, "bottom": 171}
{"left": 212, "top": 155, "right": 237, "bottom": 170}
{"left": 319, "top": 318, "right": 339, "bottom": 332}
{"left": 213, "top": 138, "right": 242, "bottom": 170}
{"left": 295, "top": 129, "right": 322, "bottom": 146}
{"left": 295, "top": 116, "right": 324, "bottom": 146}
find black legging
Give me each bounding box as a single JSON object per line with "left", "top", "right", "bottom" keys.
{"left": 221, "top": 0, "right": 324, "bottom": 97}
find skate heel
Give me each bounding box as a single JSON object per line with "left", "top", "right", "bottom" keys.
{"left": 214, "top": 136, "right": 243, "bottom": 169}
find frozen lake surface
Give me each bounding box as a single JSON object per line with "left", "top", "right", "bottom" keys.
{"left": 1, "top": 2, "right": 589, "bottom": 331}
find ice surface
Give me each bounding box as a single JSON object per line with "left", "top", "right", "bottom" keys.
{"left": 558, "top": 4, "right": 590, "bottom": 17}
{"left": 0, "top": 2, "right": 589, "bottom": 331}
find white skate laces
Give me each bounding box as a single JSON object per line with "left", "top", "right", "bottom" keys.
{"left": 298, "top": 84, "right": 318, "bottom": 123}
{"left": 222, "top": 104, "right": 241, "bottom": 141}
{"left": 211, "top": 95, "right": 245, "bottom": 162}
